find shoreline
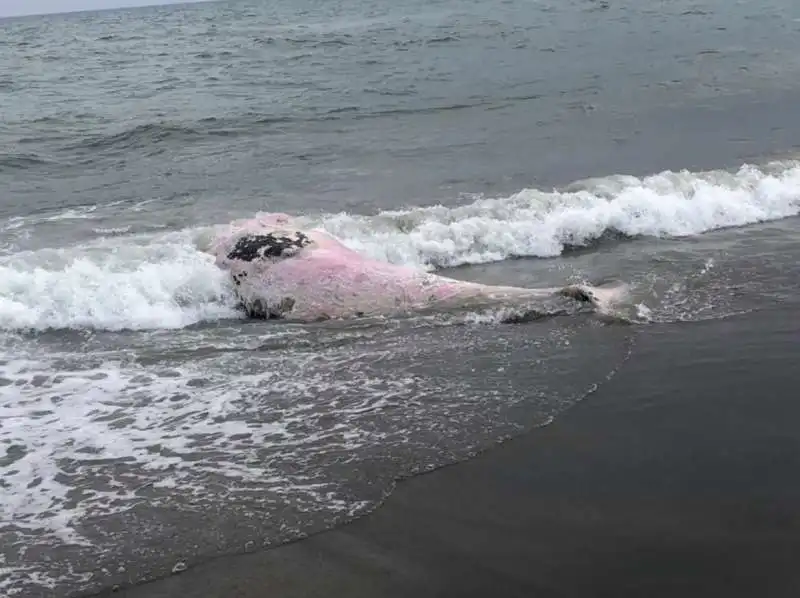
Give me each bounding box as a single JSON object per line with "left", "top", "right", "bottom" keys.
{"left": 97, "top": 305, "right": 800, "bottom": 598}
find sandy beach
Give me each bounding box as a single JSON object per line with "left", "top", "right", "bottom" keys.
{"left": 97, "top": 303, "right": 800, "bottom": 598}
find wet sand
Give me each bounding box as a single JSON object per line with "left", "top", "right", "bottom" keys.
{"left": 99, "top": 304, "right": 800, "bottom": 598}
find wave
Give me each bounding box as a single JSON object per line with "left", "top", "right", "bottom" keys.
{"left": 66, "top": 123, "right": 209, "bottom": 154}
{"left": 315, "top": 161, "right": 800, "bottom": 269}
{"left": 0, "top": 152, "right": 55, "bottom": 170}
{"left": 1, "top": 160, "right": 798, "bottom": 332}
{"left": 0, "top": 233, "right": 240, "bottom": 332}
{"left": 60, "top": 116, "right": 292, "bottom": 155}
{"left": 32, "top": 98, "right": 534, "bottom": 160}
{"left": 49, "top": 97, "right": 533, "bottom": 158}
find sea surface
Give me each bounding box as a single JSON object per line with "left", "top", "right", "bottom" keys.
{"left": 1, "top": 0, "right": 800, "bottom": 596}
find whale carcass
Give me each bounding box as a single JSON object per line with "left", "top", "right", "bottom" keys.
{"left": 210, "top": 213, "right": 620, "bottom": 321}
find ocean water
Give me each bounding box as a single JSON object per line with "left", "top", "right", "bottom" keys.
{"left": 2, "top": 0, "right": 800, "bottom": 595}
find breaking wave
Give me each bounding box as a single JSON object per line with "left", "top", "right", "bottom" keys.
{"left": 318, "top": 160, "right": 800, "bottom": 268}
{"left": 0, "top": 232, "right": 240, "bottom": 332}
{"left": 0, "top": 160, "right": 798, "bottom": 332}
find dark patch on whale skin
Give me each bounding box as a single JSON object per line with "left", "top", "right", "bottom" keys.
{"left": 559, "top": 286, "right": 596, "bottom": 304}
{"left": 224, "top": 233, "right": 309, "bottom": 318}
{"left": 226, "top": 232, "right": 310, "bottom": 262}
{"left": 232, "top": 271, "right": 249, "bottom": 287}
{"left": 242, "top": 296, "right": 296, "bottom": 319}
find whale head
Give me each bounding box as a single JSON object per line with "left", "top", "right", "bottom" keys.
{"left": 212, "top": 215, "right": 317, "bottom": 318}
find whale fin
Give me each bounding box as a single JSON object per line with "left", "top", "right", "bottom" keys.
{"left": 560, "top": 282, "right": 629, "bottom": 311}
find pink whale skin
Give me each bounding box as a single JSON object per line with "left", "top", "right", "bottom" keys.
{"left": 210, "top": 213, "right": 605, "bottom": 322}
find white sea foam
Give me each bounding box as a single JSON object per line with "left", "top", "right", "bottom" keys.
{"left": 0, "top": 161, "right": 798, "bottom": 333}
{"left": 0, "top": 340, "right": 415, "bottom": 551}
{"left": 0, "top": 332, "right": 471, "bottom": 596}
{"left": 0, "top": 354, "right": 276, "bottom": 534}
{"left": 0, "top": 231, "right": 240, "bottom": 332}
{"left": 317, "top": 161, "right": 800, "bottom": 269}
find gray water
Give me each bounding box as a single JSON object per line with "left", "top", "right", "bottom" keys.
{"left": 2, "top": 0, "right": 800, "bottom": 596}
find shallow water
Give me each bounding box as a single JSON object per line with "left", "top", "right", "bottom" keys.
{"left": 2, "top": 0, "right": 800, "bottom": 595}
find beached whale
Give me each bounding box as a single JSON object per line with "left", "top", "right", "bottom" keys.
{"left": 210, "top": 213, "right": 622, "bottom": 321}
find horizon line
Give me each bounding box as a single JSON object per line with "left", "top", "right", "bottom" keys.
{"left": 0, "top": 0, "right": 216, "bottom": 20}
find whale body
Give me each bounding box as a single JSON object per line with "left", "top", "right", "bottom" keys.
{"left": 210, "top": 213, "right": 619, "bottom": 322}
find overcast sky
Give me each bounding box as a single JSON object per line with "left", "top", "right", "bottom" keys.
{"left": 0, "top": 0, "right": 205, "bottom": 18}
